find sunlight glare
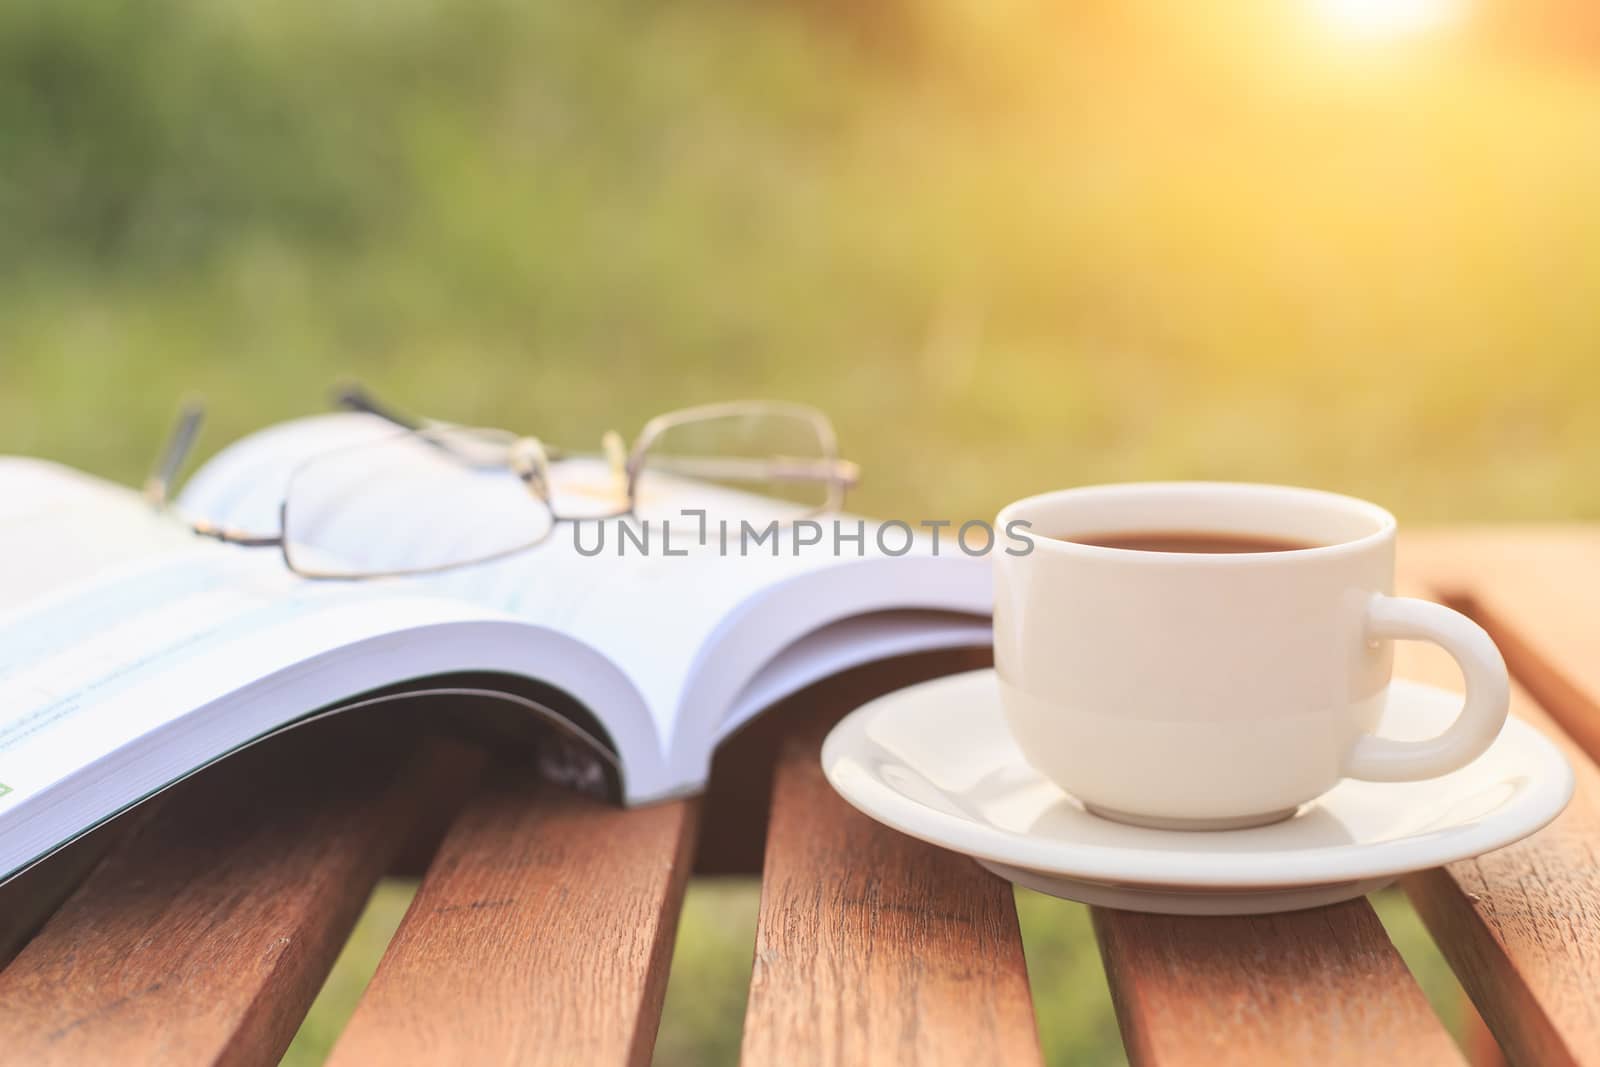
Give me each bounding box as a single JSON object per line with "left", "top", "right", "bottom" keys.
{"left": 1313, "top": 0, "right": 1464, "bottom": 40}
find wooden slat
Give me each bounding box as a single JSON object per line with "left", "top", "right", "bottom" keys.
{"left": 1403, "top": 526, "right": 1600, "bottom": 763}
{"left": 696, "top": 648, "right": 991, "bottom": 875}
{"left": 0, "top": 723, "right": 482, "bottom": 1067}
{"left": 1092, "top": 900, "right": 1464, "bottom": 1065}
{"left": 1393, "top": 537, "right": 1600, "bottom": 1067}
{"left": 326, "top": 776, "right": 697, "bottom": 1067}
{"left": 0, "top": 811, "right": 132, "bottom": 968}
{"left": 1463, "top": 997, "right": 1510, "bottom": 1067}
{"left": 740, "top": 675, "right": 1043, "bottom": 1067}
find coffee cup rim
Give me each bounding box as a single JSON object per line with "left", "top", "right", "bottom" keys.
{"left": 996, "top": 481, "right": 1397, "bottom": 563}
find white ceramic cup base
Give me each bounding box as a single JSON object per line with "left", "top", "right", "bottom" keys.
{"left": 1083, "top": 804, "right": 1300, "bottom": 832}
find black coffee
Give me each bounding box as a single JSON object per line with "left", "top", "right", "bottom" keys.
{"left": 1070, "top": 530, "right": 1317, "bottom": 554}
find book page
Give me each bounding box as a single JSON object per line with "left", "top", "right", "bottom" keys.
{"left": 0, "top": 459, "right": 493, "bottom": 808}
{"left": 0, "top": 458, "right": 182, "bottom": 603}
{"left": 720, "top": 611, "right": 992, "bottom": 737}
{"left": 179, "top": 414, "right": 990, "bottom": 748}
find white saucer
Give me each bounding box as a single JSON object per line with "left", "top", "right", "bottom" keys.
{"left": 821, "top": 670, "right": 1573, "bottom": 915}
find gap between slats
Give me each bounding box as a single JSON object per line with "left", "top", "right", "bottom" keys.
{"left": 325, "top": 775, "right": 697, "bottom": 1067}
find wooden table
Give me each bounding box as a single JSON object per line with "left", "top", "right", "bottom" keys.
{"left": 1, "top": 528, "right": 1598, "bottom": 1066}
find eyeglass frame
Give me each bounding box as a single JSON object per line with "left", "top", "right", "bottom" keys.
{"left": 146, "top": 386, "right": 862, "bottom": 580}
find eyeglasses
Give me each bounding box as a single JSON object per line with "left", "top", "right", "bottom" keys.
{"left": 146, "top": 385, "right": 861, "bottom": 580}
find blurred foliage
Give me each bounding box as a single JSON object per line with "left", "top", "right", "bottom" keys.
{"left": 1014, "top": 889, "right": 1128, "bottom": 1065}
{"left": 3, "top": 0, "right": 1598, "bottom": 523}
{"left": 2, "top": 1, "right": 1584, "bottom": 1062}
{"left": 280, "top": 880, "right": 417, "bottom": 1067}
{"left": 654, "top": 879, "right": 761, "bottom": 1067}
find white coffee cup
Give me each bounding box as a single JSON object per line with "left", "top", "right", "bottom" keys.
{"left": 993, "top": 482, "right": 1509, "bottom": 830}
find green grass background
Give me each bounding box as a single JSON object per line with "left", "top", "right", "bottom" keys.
{"left": 5, "top": 0, "right": 1593, "bottom": 1061}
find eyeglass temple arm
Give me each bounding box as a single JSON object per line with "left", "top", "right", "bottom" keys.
{"left": 331, "top": 382, "right": 423, "bottom": 431}
{"left": 188, "top": 518, "right": 284, "bottom": 548}
{"left": 332, "top": 382, "right": 574, "bottom": 465}
{"left": 146, "top": 403, "right": 287, "bottom": 548}
{"left": 144, "top": 404, "right": 206, "bottom": 508}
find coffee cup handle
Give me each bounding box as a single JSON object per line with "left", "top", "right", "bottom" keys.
{"left": 1343, "top": 594, "right": 1511, "bottom": 782}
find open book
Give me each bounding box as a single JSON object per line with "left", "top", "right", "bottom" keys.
{"left": 0, "top": 414, "right": 991, "bottom": 882}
